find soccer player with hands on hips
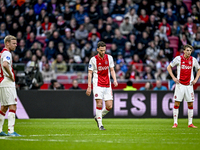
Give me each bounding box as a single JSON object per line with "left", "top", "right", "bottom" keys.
{"left": 0, "top": 35, "right": 21, "bottom": 136}
{"left": 167, "top": 44, "right": 200, "bottom": 128}
{"left": 86, "top": 41, "right": 118, "bottom": 130}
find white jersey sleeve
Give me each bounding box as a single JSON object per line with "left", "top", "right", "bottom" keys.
{"left": 88, "top": 57, "right": 95, "bottom": 71}
{"left": 170, "top": 56, "right": 180, "bottom": 67}
{"left": 108, "top": 55, "right": 114, "bottom": 68}
{"left": 193, "top": 57, "right": 200, "bottom": 71}
{"left": 2, "top": 51, "right": 12, "bottom": 64}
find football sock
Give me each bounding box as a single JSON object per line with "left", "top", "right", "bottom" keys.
{"left": 188, "top": 107, "right": 193, "bottom": 125}
{"left": 8, "top": 110, "right": 16, "bottom": 133}
{"left": 0, "top": 111, "right": 5, "bottom": 132}
{"left": 173, "top": 106, "right": 179, "bottom": 124}
{"left": 102, "top": 107, "right": 111, "bottom": 117}
{"left": 96, "top": 107, "right": 103, "bottom": 128}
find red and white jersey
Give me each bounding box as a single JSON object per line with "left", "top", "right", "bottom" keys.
{"left": 170, "top": 55, "right": 200, "bottom": 85}
{"left": 0, "top": 48, "right": 15, "bottom": 87}
{"left": 88, "top": 54, "right": 114, "bottom": 87}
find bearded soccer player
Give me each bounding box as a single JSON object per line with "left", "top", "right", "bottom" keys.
{"left": 86, "top": 41, "right": 118, "bottom": 130}
{"left": 167, "top": 44, "right": 200, "bottom": 128}
{"left": 0, "top": 35, "right": 21, "bottom": 136}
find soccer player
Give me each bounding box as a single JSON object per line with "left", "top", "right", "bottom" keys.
{"left": 167, "top": 44, "right": 200, "bottom": 128}
{"left": 0, "top": 35, "right": 21, "bottom": 136}
{"left": 86, "top": 41, "right": 118, "bottom": 130}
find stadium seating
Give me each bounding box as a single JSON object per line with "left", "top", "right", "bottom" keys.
{"left": 36, "top": 36, "right": 47, "bottom": 52}
{"left": 56, "top": 75, "right": 69, "bottom": 80}
{"left": 183, "top": 0, "right": 192, "bottom": 13}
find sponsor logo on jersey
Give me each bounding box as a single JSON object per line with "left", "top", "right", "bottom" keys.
{"left": 15, "top": 98, "right": 17, "bottom": 102}
{"left": 95, "top": 94, "right": 98, "bottom": 97}
{"left": 98, "top": 66, "right": 109, "bottom": 71}
{"left": 89, "top": 64, "right": 92, "bottom": 68}
{"left": 174, "top": 95, "right": 177, "bottom": 99}
{"left": 105, "top": 61, "right": 108, "bottom": 64}
{"left": 6, "top": 56, "right": 10, "bottom": 60}
{"left": 189, "top": 61, "right": 191, "bottom": 65}
{"left": 181, "top": 65, "right": 192, "bottom": 69}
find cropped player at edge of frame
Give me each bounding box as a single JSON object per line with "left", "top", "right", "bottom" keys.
{"left": 86, "top": 41, "right": 118, "bottom": 130}
{"left": 167, "top": 44, "right": 200, "bottom": 128}
{"left": 0, "top": 35, "right": 21, "bottom": 136}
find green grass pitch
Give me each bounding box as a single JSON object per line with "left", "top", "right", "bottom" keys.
{"left": 0, "top": 119, "right": 200, "bottom": 150}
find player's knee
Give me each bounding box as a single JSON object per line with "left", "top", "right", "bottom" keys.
{"left": 96, "top": 103, "right": 103, "bottom": 108}
{"left": 174, "top": 102, "right": 180, "bottom": 107}
{"left": 188, "top": 103, "right": 193, "bottom": 108}
{"left": 1, "top": 106, "right": 8, "bottom": 113}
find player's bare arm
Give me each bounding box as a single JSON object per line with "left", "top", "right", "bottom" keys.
{"left": 110, "top": 67, "right": 118, "bottom": 87}
{"left": 167, "top": 65, "right": 179, "bottom": 84}
{"left": 3, "top": 61, "right": 14, "bottom": 82}
{"left": 192, "top": 69, "right": 200, "bottom": 85}
{"left": 86, "top": 70, "right": 93, "bottom": 96}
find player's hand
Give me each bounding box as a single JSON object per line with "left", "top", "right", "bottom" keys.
{"left": 6, "top": 75, "right": 15, "bottom": 82}
{"left": 86, "top": 87, "right": 91, "bottom": 96}
{"left": 173, "top": 77, "right": 179, "bottom": 84}
{"left": 113, "top": 80, "right": 118, "bottom": 87}
{"left": 191, "top": 80, "right": 197, "bottom": 85}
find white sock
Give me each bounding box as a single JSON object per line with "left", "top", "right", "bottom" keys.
{"left": 188, "top": 108, "right": 193, "bottom": 125}
{"left": 102, "top": 107, "right": 110, "bottom": 117}
{"left": 173, "top": 106, "right": 179, "bottom": 124}
{"left": 96, "top": 107, "right": 102, "bottom": 128}
{"left": 0, "top": 111, "right": 5, "bottom": 132}
{"left": 8, "top": 110, "right": 16, "bottom": 133}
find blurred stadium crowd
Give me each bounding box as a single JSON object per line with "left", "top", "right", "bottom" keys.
{"left": 0, "top": 0, "right": 200, "bottom": 89}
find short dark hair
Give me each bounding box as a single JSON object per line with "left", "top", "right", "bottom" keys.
{"left": 127, "top": 80, "right": 133, "bottom": 86}
{"left": 184, "top": 44, "right": 193, "bottom": 51}
{"left": 97, "top": 41, "right": 106, "bottom": 48}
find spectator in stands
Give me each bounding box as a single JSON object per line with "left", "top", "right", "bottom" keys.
{"left": 123, "top": 80, "right": 137, "bottom": 91}
{"left": 75, "top": 24, "right": 88, "bottom": 42}
{"left": 56, "top": 15, "right": 67, "bottom": 35}
{"left": 41, "top": 16, "right": 52, "bottom": 33}
{"left": 163, "top": 41, "right": 174, "bottom": 61}
{"left": 100, "top": 6, "right": 110, "bottom": 22}
{"left": 74, "top": 5, "right": 88, "bottom": 25}
{"left": 34, "top": 0, "right": 46, "bottom": 17}
{"left": 10, "top": 22, "right": 19, "bottom": 37}
{"left": 30, "top": 42, "right": 42, "bottom": 55}
{"left": 146, "top": 41, "right": 160, "bottom": 63}
{"left": 26, "top": 32, "right": 43, "bottom": 49}
{"left": 113, "top": 29, "right": 127, "bottom": 52}
{"left": 67, "top": 43, "right": 81, "bottom": 63}
{"left": 22, "top": 50, "right": 32, "bottom": 63}
{"left": 139, "top": 81, "right": 153, "bottom": 90}
{"left": 124, "top": 41, "right": 134, "bottom": 63}
{"left": 35, "top": 20, "right": 44, "bottom": 37}
{"left": 134, "top": 17, "right": 146, "bottom": 35}
{"left": 128, "top": 33, "right": 136, "bottom": 49}
{"left": 88, "top": 6, "right": 99, "bottom": 25}
{"left": 13, "top": 54, "right": 20, "bottom": 63}
{"left": 139, "top": 31, "right": 151, "bottom": 49}
{"left": 13, "top": 9, "right": 20, "bottom": 23}
{"left": 49, "top": 79, "right": 65, "bottom": 90}
{"left": 135, "top": 42, "right": 146, "bottom": 61}
{"left": 7, "top": 0, "right": 18, "bottom": 15}
{"left": 84, "top": 17, "right": 94, "bottom": 32}
{"left": 0, "top": 6, "right": 7, "bottom": 23}
{"left": 110, "top": 43, "right": 119, "bottom": 61}
{"left": 106, "top": 17, "right": 119, "bottom": 30}
{"left": 69, "top": 79, "right": 82, "bottom": 89}
{"left": 147, "top": 15, "right": 158, "bottom": 39}
{"left": 154, "top": 26, "right": 169, "bottom": 42}
{"left": 64, "top": 6, "right": 73, "bottom": 25}
{"left": 171, "top": 21, "right": 181, "bottom": 36}
{"left": 177, "top": 6, "right": 188, "bottom": 26}
{"left": 56, "top": 42, "right": 68, "bottom": 61}
{"left": 190, "top": 5, "right": 200, "bottom": 24}
{"left": 158, "top": 17, "right": 171, "bottom": 36}
{"left": 15, "top": 39, "right": 28, "bottom": 59}
{"left": 175, "top": 0, "right": 188, "bottom": 15}
{"left": 192, "top": 32, "right": 200, "bottom": 53}
{"left": 41, "top": 63, "right": 56, "bottom": 82}
{"left": 24, "top": 7, "right": 36, "bottom": 26}
{"left": 153, "top": 79, "right": 167, "bottom": 90}
{"left": 81, "top": 42, "right": 92, "bottom": 59}
{"left": 0, "top": 22, "right": 9, "bottom": 44}
{"left": 139, "top": 9, "right": 149, "bottom": 24}
{"left": 165, "top": 0, "right": 176, "bottom": 14}
{"left": 183, "top": 17, "right": 197, "bottom": 36}
{"left": 143, "top": 65, "right": 155, "bottom": 80}
{"left": 45, "top": 41, "right": 56, "bottom": 60}
{"left": 62, "top": 28, "right": 78, "bottom": 50}
{"left": 164, "top": 8, "right": 177, "bottom": 26}
{"left": 129, "top": 65, "right": 140, "bottom": 80}
{"left": 18, "top": 16, "right": 27, "bottom": 33}
{"left": 102, "top": 24, "right": 114, "bottom": 43}
{"left": 90, "top": 33, "right": 100, "bottom": 52}
{"left": 96, "top": 18, "right": 105, "bottom": 34}
{"left": 51, "top": 54, "right": 67, "bottom": 73}
{"left": 129, "top": 54, "right": 143, "bottom": 73}
{"left": 46, "top": 0, "right": 60, "bottom": 14}
{"left": 88, "top": 27, "right": 101, "bottom": 41}
{"left": 179, "top": 33, "right": 191, "bottom": 49}
{"left": 119, "top": 16, "right": 133, "bottom": 36}
{"left": 49, "top": 31, "right": 63, "bottom": 48}
{"left": 155, "top": 56, "right": 169, "bottom": 80}
{"left": 138, "top": 0, "right": 151, "bottom": 16}
{"left": 125, "top": 0, "right": 139, "bottom": 14}
{"left": 115, "top": 64, "right": 125, "bottom": 79}
{"left": 125, "top": 8, "right": 138, "bottom": 25}
{"left": 112, "top": 0, "right": 125, "bottom": 18}
{"left": 5, "top": 14, "right": 13, "bottom": 33}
